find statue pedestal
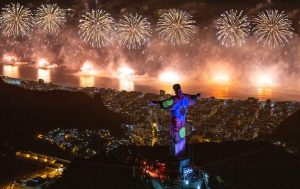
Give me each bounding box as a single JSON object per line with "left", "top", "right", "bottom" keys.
{"left": 165, "top": 156, "right": 190, "bottom": 179}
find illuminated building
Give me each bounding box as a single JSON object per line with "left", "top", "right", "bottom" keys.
{"left": 151, "top": 123, "right": 158, "bottom": 146}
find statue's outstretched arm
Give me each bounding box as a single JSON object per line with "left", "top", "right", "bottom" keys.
{"left": 188, "top": 93, "right": 202, "bottom": 106}
{"left": 149, "top": 97, "right": 174, "bottom": 110}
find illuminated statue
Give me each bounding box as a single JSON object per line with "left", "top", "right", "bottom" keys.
{"left": 150, "top": 84, "right": 201, "bottom": 157}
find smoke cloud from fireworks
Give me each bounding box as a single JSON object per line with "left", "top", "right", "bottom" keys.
{"left": 1, "top": 2, "right": 300, "bottom": 99}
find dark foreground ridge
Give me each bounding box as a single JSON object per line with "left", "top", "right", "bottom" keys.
{"left": 0, "top": 78, "right": 126, "bottom": 145}
{"left": 0, "top": 78, "right": 127, "bottom": 185}
{"left": 48, "top": 142, "right": 300, "bottom": 189}
{"left": 270, "top": 109, "right": 300, "bottom": 154}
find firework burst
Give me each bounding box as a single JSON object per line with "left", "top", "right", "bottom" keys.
{"left": 35, "top": 4, "right": 66, "bottom": 35}
{"left": 156, "top": 9, "right": 197, "bottom": 45}
{"left": 253, "top": 10, "right": 294, "bottom": 48}
{"left": 215, "top": 10, "right": 250, "bottom": 47}
{"left": 79, "top": 9, "right": 115, "bottom": 48}
{"left": 115, "top": 14, "right": 151, "bottom": 49}
{"left": 0, "top": 3, "right": 33, "bottom": 37}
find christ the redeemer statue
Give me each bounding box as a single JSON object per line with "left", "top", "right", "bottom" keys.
{"left": 150, "top": 84, "right": 201, "bottom": 157}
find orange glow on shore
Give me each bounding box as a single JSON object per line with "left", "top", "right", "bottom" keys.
{"left": 37, "top": 58, "right": 57, "bottom": 69}
{"left": 38, "top": 58, "right": 49, "bottom": 68}
{"left": 257, "top": 88, "right": 273, "bottom": 100}
{"left": 117, "top": 66, "right": 135, "bottom": 91}
{"left": 212, "top": 73, "right": 230, "bottom": 85}
{"left": 3, "top": 65, "right": 19, "bottom": 78}
{"left": 119, "top": 79, "right": 134, "bottom": 91}
{"left": 205, "top": 60, "right": 233, "bottom": 86}
{"left": 212, "top": 86, "right": 229, "bottom": 99}
{"left": 38, "top": 69, "right": 51, "bottom": 82}
{"left": 80, "top": 76, "right": 95, "bottom": 87}
{"left": 80, "top": 61, "right": 96, "bottom": 76}
{"left": 254, "top": 74, "right": 275, "bottom": 88}
{"left": 2, "top": 54, "right": 18, "bottom": 63}
{"left": 118, "top": 66, "right": 135, "bottom": 79}
{"left": 159, "top": 71, "right": 180, "bottom": 83}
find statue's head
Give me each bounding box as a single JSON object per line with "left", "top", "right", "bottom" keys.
{"left": 173, "top": 84, "right": 182, "bottom": 95}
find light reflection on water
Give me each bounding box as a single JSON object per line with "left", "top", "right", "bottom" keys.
{"left": 257, "top": 88, "right": 272, "bottom": 101}
{"left": 212, "top": 86, "right": 229, "bottom": 99}
{"left": 119, "top": 79, "right": 134, "bottom": 91}
{"left": 37, "top": 69, "right": 51, "bottom": 83}
{"left": 0, "top": 65, "right": 299, "bottom": 101}
{"left": 80, "top": 76, "right": 95, "bottom": 87}
{"left": 3, "top": 65, "right": 19, "bottom": 78}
